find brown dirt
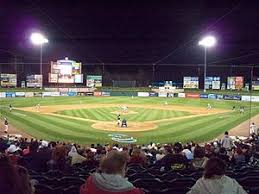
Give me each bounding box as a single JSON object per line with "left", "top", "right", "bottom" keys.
{"left": 92, "top": 121, "right": 157, "bottom": 132}
{"left": 218, "top": 113, "right": 259, "bottom": 138}
{"left": 0, "top": 122, "right": 32, "bottom": 139}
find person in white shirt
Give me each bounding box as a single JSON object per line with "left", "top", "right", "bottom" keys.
{"left": 221, "top": 131, "right": 233, "bottom": 151}
{"left": 250, "top": 122, "right": 257, "bottom": 135}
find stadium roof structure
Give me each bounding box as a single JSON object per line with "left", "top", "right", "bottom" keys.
{"left": 1, "top": 0, "right": 259, "bottom": 65}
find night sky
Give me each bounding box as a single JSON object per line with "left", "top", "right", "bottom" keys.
{"left": 1, "top": 0, "right": 259, "bottom": 65}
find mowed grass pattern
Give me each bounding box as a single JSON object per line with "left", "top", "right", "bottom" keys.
{"left": 1, "top": 96, "right": 259, "bottom": 144}
{"left": 56, "top": 107, "right": 192, "bottom": 121}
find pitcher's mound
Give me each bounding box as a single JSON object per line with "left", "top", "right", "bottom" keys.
{"left": 92, "top": 121, "right": 157, "bottom": 131}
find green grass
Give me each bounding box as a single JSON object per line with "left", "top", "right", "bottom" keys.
{"left": 56, "top": 107, "right": 192, "bottom": 121}
{"left": 0, "top": 96, "right": 259, "bottom": 144}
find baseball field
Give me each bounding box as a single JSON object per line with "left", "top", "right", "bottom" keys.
{"left": 0, "top": 96, "right": 259, "bottom": 144}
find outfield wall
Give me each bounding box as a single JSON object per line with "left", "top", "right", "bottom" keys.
{"left": 1, "top": 89, "right": 259, "bottom": 102}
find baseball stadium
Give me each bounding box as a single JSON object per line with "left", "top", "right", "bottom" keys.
{"left": 2, "top": 2, "right": 259, "bottom": 194}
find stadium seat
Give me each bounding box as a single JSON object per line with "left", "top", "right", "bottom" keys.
{"left": 34, "top": 183, "right": 62, "bottom": 194}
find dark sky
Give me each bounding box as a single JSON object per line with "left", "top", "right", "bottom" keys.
{"left": 1, "top": 0, "right": 259, "bottom": 65}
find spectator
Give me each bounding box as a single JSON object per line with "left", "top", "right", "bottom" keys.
{"left": 80, "top": 150, "right": 145, "bottom": 194}
{"left": 217, "top": 147, "right": 230, "bottom": 164}
{"left": 187, "top": 157, "right": 247, "bottom": 194}
{"left": 160, "top": 143, "right": 188, "bottom": 171}
{"left": 0, "top": 153, "right": 34, "bottom": 194}
{"left": 192, "top": 146, "right": 208, "bottom": 169}
{"left": 68, "top": 145, "right": 86, "bottom": 165}
{"left": 47, "top": 145, "right": 68, "bottom": 170}
{"left": 232, "top": 147, "right": 246, "bottom": 165}
{"left": 129, "top": 148, "right": 147, "bottom": 166}
{"left": 221, "top": 131, "right": 233, "bottom": 151}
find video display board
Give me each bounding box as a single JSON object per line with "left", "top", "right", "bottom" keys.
{"left": 227, "top": 76, "right": 244, "bottom": 90}
{"left": 26, "top": 75, "right": 42, "bottom": 88}
{"left": 0, "top": 74, "right": 17, "bottom": 87}
{"left": 205, "top": 77, "right": 221, "bottom": 89}
{"left": 86, "top": 75, "right": 102, "bottom": 87}
{"left": 183, "top": 77, "right": 199, "bottom": 89}
{"left": 252, "top": 77, "right": 259, "bottom": 90}
{"left": 49, "top": 58, "right": 83, "bottom": 83}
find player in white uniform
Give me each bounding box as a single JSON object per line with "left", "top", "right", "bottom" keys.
{"left": 250, "top": 122, "right": 257, "bottom": 135}
{"left": 207, "top": 103, "right": 212, "bottom": 110}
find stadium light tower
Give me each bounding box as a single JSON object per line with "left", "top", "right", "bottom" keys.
{"left": 30, "top": 32, "right": 48, "bottom": 87}
{"left": 198, "top": 36, "right": 216, "bottom": 92}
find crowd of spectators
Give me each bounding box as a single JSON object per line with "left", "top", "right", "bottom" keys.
{"left": 0, "top": 131, "right": 259, "bottom": 194}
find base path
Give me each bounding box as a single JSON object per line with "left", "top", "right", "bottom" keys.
{"left": 218, "top": 113, "right": 259, "bottom": 138}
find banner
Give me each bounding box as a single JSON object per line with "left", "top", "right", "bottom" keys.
{"left": 183, "top": 77, "right": 199, "bottom": 89}
{"left": 0, "top": 74, "right": 17, "bottom": 87}
{"left": 158, "top": 93, "right": 167, "bottom": 97}
{"left": 149, "top": 92, "right": 158, "bottom": 97}
{"left": 0, "top": 92, "right": 6, "bottom": 98}
{"left": 6, "top": 92, "right": 15, "bottom": 98}
{"left": 15, "top": 92, "right": 25, "bottom": 97}
{"left": 186, "top": 93, "right": 200, "bottom": 98}
{"left": 200, "top": 94, "right": 208, "bottom": 98}
{"left": 86, "top": 75, "right": 102, "bottom": 87}
{"left": 227, "top": 76, "right": 244, "bottom": 90}
{"left": 178, "top": 93, "right": 186, "bottom": 98}
{"left": 138, "top": 92, "right": 150, "bottom": 97}
{"left": 26, "top": 75, "right": 43, "bottom": 88}
{"left": 205, "top": 77, "right": 220, "bottom": 89}
{"left": 223, "top": 94, "right": 241, "bottom": 100}
{"left": 50, "top": 92, "right": 60, "bottom": 96}
{"left": 25, "top": 92, "right": 34, "bottom": 97}
{"left": 102, "top": 92, "right": 111, "bottom": 96}
{"left": 235, "top": 77, "right": 244, "bottom": 90}
{"left": 252, "top": 77, "right": 259, "bottom": 90}
{"left": 94, "top": 92, "right": 102, "bottom": 96}
{"left": 42, "top": 92, "right": 52, "bottom": 97}
{"left": 67, "top": 92, "right": 77, "bottom": 96}
{"left": 208, "top": 94, "right": 217, "bottom": 99}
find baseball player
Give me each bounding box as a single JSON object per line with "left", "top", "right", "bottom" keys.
{"left": 9, "top": 104, "right": 13, "bottom": 112}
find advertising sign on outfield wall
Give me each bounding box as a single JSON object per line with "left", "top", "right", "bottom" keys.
{"left": 241, "top": 96, "right": 259, "bottom": 102}
{"left": 50, "top": 92, "right": 60, "bottom": 96}
{"left": 42, "top": 92, "right": 52, "bottom": 97}
{"left": 15, "top": 92, "right": 25, "bottom": 97}
{"left": 102, "top": 92, "right": 111, "bottom": 96}
{"left": 6, "top": 92, "right": 15, "bottom": 98}
{"left": 67, "top": 92, "right": 77, "bottom": 96}
{"left": 69, "top": 88, "right": 78, "bottom": 92}
{"left": 0, "top": 92, "right": 6, "bottom": 98}
{"left": 178, "top": 93, "right": 186, "bottom": 98}
{"left": 217, "top": 94, "right": 224, "bottom": 99}
{"left": 223, "top": 95, "right": 241, "bottom": 100}
{"left": 185, "top": 93, "right": 200, "bottom": 98}
{"left": 158, "top": 93, "right": 167, "bottom": 97}
{"left": 25, "top": 92, "right": 34, "bottom": 97}
{"left": 59, "top": 88, "right": 69, "bottom": 92}
{"left": 94, "top": 92, "right": 102, "bottom": 96}
{"left": 200, "top": 94, "right": 208, "bottom": 98}
{"left": 208, "top": 94, "right": 217, "bottom": 99}
{"left": 149, "top": 92, "right": 158, "bottom": 97}
{"left": 138, "top": 92, "right": 150, "bottom": 97}
{"left": 86, "top": 92, "right": 94, "bottom": 96}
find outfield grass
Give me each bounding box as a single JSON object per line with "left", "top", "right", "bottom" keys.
{"left": 0, "top": 96, "right": 259, "bottom": 144}
{"left": 57, "top": 107, "right": 192, "bottom": 121}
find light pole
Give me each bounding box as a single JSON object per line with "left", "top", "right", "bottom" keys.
{"left": 30, "top": 32, "right": 48, "bottom": 88}
{"left": 198, "top": 36, "right": 216, "bottom": 92}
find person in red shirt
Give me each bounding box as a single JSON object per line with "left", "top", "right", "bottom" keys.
{"left": 80, "top": 150, "right": 145, "bottom": 194}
